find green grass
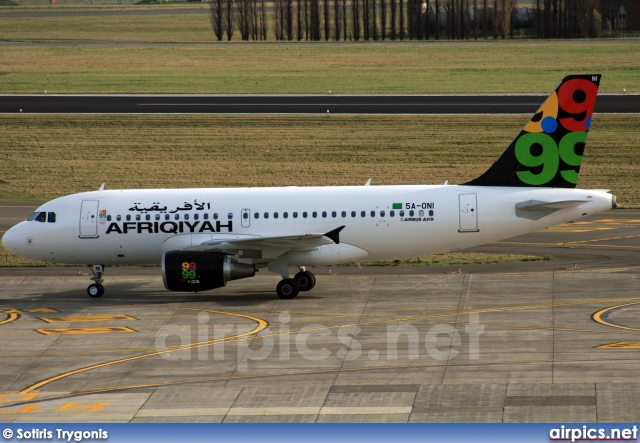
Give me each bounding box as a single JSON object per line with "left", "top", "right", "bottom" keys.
{"left": 0, "top": 39, "right": 638, "bottom": 93}
{"left": 340, "top": 253, "right": 555, "bottom": 266}
{"left": 0, "top": 114, "right": 637, "bottom": 206}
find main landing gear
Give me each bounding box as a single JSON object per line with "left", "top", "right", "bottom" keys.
{"left": 275, "top": 267, "right": 316, "bottom": 299}
{"left": 87, "top": 264, "right": 105, "bottom": 298}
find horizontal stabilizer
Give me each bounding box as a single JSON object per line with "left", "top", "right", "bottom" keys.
{"left": 515, "top": 199, "right": 590, "bottom": 210}
{"left": 515, "top": 199, "right": 590, "bottom": 221}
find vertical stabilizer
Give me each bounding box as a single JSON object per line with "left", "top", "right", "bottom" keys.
{"left": 464, "top": 74, "right": 601, "bottom": 188}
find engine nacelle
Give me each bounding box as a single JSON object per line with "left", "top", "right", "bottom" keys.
{"left": 162, "top": 251, "right": 255, "bottom": 292}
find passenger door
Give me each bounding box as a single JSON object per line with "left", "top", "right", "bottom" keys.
{"left": 459, "top": 194, "right": 478, "bottom": 232}
{"left": 79, "top": 200, "right": 100, "bottom": 238}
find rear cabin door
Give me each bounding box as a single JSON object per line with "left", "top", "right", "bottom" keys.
{"left": 79, "top": 200, "right": 100, "bottom": 237}
{"left": 459, "top": 194, "right": 479, "bottom": 232}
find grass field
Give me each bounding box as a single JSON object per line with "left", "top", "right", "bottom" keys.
{"left": 0, "top": 23, "right": 638, "bottom": 93}
{"left": 340, "top": 253, "right": 554, "bottom": 266}
{"left": 0, "top": 9, "right": 210, "bottom": 42}
{"left": 1, "top": 114, "right": 637, "bottom": 206}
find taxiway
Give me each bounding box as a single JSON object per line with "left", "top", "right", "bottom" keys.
{"left": 1, "top": 210, "right": 639, "bottom": 422}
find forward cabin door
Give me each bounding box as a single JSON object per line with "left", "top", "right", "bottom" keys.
{"left": 459, "top": 194, "right": 479, "bottom": 232}
{"left": 79, "top": 200, "right": 100, "bottom": 238}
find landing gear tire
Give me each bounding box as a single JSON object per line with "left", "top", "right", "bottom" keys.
{"left": 87, "top": 264, "right": 105, "bottom": 298}
{"left": 294, "top": 271, "right": 316, "bottom": 292}
{"left": 87, "top": 284, "right": 104, "bottom": 298}
{"left": 276, "top": 279, "right": 300, "bottom": 299}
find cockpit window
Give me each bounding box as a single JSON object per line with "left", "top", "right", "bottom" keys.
{"left": 34, "top": 212, "right": 47, "bottom": 223}
{"left": 27, "top": 211, "right": 56, "bottom": 223}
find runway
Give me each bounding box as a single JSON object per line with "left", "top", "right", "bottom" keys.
{"left": 1, "top": 94, "right": 638, "bottom": 114}
{"left": 2, "top": 209, "right": 640, "bottom": 422}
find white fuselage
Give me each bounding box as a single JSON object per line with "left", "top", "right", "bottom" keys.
{"left": 2, "top": 185, "right": 614, "bottom": 268}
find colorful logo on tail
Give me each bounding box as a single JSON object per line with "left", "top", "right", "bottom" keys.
{"left": 516, "top": 76, "right": 598, "bottom": 186}
{"left": 465, "top": 74, "right": 600, "bottom": 189}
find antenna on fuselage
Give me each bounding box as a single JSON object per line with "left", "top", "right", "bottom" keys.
{"left": 98, "top": 183, "right": 106, "bottom": 191}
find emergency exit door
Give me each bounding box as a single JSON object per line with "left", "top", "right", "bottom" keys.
{"left": 241, "top": 208, "right": 251, "bottom": 228}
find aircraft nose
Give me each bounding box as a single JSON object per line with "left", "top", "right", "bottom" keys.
{"left": 2, "top": 225, "right": 23, "bottom": 254}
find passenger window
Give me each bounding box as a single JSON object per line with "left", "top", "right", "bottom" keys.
{"left": 136, "top": 214, "right": 141, "bottom": 221}
{"left": 409, "top": 210, "right": 415, "bottom": 216}
{"left": 204, "top": 213, "right": 209, "bottom": 220}
{"left": 254, "top": 212, "right": 259, "bottom": 219}
{"left": 419, "top": 210, "right": 424, "bottom": 216}
{"left": 228, "top": 213, "right": 233, "bottom": 219}
{"left": 293, "top": 212, "right": 298, "bottom": 218}
{"left": 35, "top": 212, "right": 46, "bottom": 223}
{"left": 390, "top": 210, "right": 395, "bottom": 217}
{"left": 213, "top": 213, "right": 219, "bottom": 220}
{"left": 370, "top": 211, "right": 375, "bottom": 217}
{"left": 312, "top": 212, "right": 317, "bottom": 218}
{"left": 400, "top": 210, "right": 405, "bottom": 217}
{"left": 361, "top": 211, "right": 366, "bottom": 218}
{"left": 107, "top": 215, "right": 112, "bottom": 221}
{"left": 351, "top": 211, "right": 356, "bottom": 218}
{"left": 342, "top": 211, "right": 347, "bottom": 218}
{"left": 174, "top": 214, "right": 180, "bottom": 220}
{"left": 380, "top": 211, "right": 385, "bottom": 217}
{"left": 283, "top": 212, "right": 288, "bottom": 219}
{"left": 126, "top": 215, "right": 131, "bottom": 221}
{"left": 184, "top": 214, "right": 189, "bottom": 220}
{"left": 155, "top": 214, "right": 160, "bottom": 221}
{"left": 264, "top": 212, "right": 269, "bottom": 219}
{"left": 274, "top": 212, "right": 279, "bottom": 219}
{"left": 47, "top": 212, "right": 56, "bottom": 223}
{"left": 322, "top": 211, "right": 327, "bottom": 218}
{"left": 145, "top": 214, "right": 151, "bottom": 221}
{"left": 165, "top": 214, "right": 170, "bottom": 221}
{"left": 331, "top": 211, "right": 336, "bottom": 218}
{"left": 303, "top": 212, "right": 308, "bottom": 218}
{"left": 194, "top": 213, "right": 199, "bottom": 220}
{"left": 117, "top": 215, "right": 122, "bottom": 221}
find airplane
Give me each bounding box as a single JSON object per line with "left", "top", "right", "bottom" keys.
{"left": 2, "top": 74, "right": 617, "bottom": 299}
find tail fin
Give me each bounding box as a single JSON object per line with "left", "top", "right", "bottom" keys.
{"left": 464, "top": 74, "right": 601, "bottom": 188}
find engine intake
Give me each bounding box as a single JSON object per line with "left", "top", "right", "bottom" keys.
{"left": 162, "top": 251, "right": 255, "bottom": 292}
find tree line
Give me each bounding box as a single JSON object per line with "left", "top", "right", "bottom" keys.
{"left": 210, "top": 0, "right": 602, "bottom": 41}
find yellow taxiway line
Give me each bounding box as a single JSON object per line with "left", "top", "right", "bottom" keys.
{"left": 20, "top": 308, "right": 268, "bottom": 394}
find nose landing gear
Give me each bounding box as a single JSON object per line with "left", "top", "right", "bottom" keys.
{"left": 87, "top": 264, "right": 105, "bottom": 297}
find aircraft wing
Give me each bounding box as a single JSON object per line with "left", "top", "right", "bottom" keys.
{"left": 184, "top": 226, "right": 345, "bottom": 257}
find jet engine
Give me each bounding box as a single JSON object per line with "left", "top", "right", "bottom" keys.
{"left": 162, "top": 251, "right": 255, "bottom": 292}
